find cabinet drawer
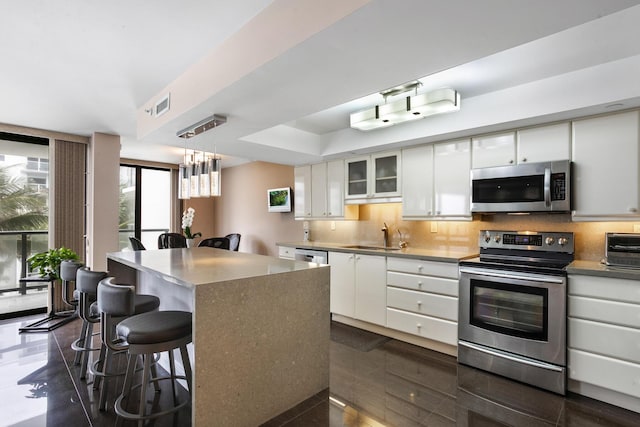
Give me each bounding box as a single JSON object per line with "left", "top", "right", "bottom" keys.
{"left": 387, "top": 287, "right": 458, "bottom": 321}
{"left": 569, "top": 349, "right": 640, "bottom": 398}
{"left": 387, "top": 257, "right": 458, "bottom": 279}
{"left": 278, "top": 246, "right": 295, "bottom": 259}
{"left": 568, "top": 296, "right": 640, "bottom": 328}
{"left": 568, "top": 318, "right": 640, "bottom": 364}
{"left": 568, "top": 274, "right": 640, "bottom": 304}
{"left": 386, "top": 308, "right": 457, "bottom": 346}
{"left": 387, "top": 271, "right": 458, "bottom": 296}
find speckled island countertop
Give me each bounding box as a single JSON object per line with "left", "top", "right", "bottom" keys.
{"left": 107, "top": 247, "right": 330, "bottom": 426}
{"left": 277, "top": 241, "right": 478, "bottom": 262}
{"left": 108, "top": 246, "right": 323, "bottom": 288}
{"left": 568, "top": 259, "right": 640, "bottom": 281}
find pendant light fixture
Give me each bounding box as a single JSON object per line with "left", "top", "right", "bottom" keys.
{"left": 209, "top": 152, "right": 221, "bottom": 197}
{"left": 199, "top": 153, "right": 211, "bottom": 198}
{"left": 177, "top": 115, "right": 226, "bottom": 200}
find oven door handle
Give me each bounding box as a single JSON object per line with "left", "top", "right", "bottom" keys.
{"left": 459, "top": 266, "right": 564, "bottom": 284}
{"left": 459, "top": 341, "right": 564, "bottom": 373}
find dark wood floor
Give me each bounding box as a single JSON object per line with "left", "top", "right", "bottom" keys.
{"left": 2, "top": 315, "right": 640, "bottom": 426}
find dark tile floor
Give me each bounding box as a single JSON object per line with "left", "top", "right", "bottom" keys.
{"left": 2, "top": 315, "right": 640, "bottom": 426}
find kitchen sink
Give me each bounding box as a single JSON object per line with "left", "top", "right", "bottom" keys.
{"left": 341, "top": 245, "right": 401, "bottom": 251}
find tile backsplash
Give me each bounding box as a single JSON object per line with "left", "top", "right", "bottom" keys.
{"left": 308, "top": 203, "right": 639, "bottom": 261}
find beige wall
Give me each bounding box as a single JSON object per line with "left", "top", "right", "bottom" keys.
{"left": 309, "top": 203, "right": 640, "bottom": 262}
{"left": 87, "top": 133, "right": 120, "bottom": 270}
{"left": 211, "top": 161, "right": 302, "bottom": 256}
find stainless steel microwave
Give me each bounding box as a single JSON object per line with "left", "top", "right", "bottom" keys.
{"left": 470, "top": 160, "right": 571, "bottom": 213}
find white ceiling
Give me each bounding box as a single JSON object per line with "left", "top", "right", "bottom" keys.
{"left": 3, "top": 0, "right": 640, "bottom": 168}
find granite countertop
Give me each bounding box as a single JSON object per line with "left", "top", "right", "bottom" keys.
{"left": 567, "top": 259, "right": 640, "bottom": 280}
{"left": 107, "top": 247, "right": 326, "bottom": 289}
{"left": 277, "top": 241, "right": 477, "bottom": 263}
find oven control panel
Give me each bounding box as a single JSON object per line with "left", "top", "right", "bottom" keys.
{"left": 479, "top": 230, "right": 574, "bottom": 253}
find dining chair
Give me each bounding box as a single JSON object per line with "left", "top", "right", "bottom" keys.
{"left": 158, "top": 232, "right": 187, "bottom": 249}
{"left": 198, "top": 237, "right": 230, "bottom": 249}
{"left": 128, "top": 236, "right": 146, "bottom": 251}
{"left": 225, "top": 233, "right": 241, "bottom": 251}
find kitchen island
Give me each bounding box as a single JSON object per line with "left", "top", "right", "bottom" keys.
{"left": 107, "top": 247, "right": 330, "bottom": 426}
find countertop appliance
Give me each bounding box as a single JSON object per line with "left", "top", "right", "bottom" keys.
{"left": 458, "top": 230, "right": 574, "bottom": 395}
{"left": 605, "top": 232, "right": 640, "bottom": 268}
{"left": 470, "top": 160, "right": 571, "bottom": 213}
{"left": 294, "top": 248, "right": 328, "bottom": 264}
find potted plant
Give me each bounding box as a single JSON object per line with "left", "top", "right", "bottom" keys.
{"left": 181, "top": 207, "right": 202, "bottom": 248}
{"left": 28, "top": 247, "right": 79, "bottom": 280}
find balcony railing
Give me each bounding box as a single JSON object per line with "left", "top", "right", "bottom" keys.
{"left": 1, "top": 229, "right": 171, "bottom": 317}
{"left": 0, "top": 231, "right": 49, "bottom": 316}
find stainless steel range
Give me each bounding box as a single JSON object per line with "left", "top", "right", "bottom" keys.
{"left": 458, "top": 230, "right": 574, "bottom": 395}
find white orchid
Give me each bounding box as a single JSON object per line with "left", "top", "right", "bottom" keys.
{"left": 181, "top": 207, "right": 201, "bottom": 239}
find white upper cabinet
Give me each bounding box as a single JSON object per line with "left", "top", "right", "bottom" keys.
{"left": 572, "top": 110, "right": 640, "bottom": 220}
{"left": 372, "top": 151, "right": 401, "bottom": 197}
{"left": 516, "top": 122, "right": 571, "bottom": 164}
{"left": 472, "top": 125, "right": 571, "bottom": 169}
{"left": 402, "top": 145, "right": 434, "bottom": 217}
{"left": 434, "top": 139, "right": 471, "bottom": 218}
{"left": 402, "top": 140, "right": 471, "bottom": 220}
{"left": 296, "top": 160, "right": 355, "bottom": 220}
{"left": 326, "top": 159, "right": 346, "bottom": 218}
{"left": 310, "top": 163, "right": 328, "bottom": 218}
{"left": 471, "top": 132, "right": 516, "bottom": 168}
{"left": 345, "top": 151, "right": 401, "bottom": 202}
{"left": 294, "top": 165, "right": 311, "bottom": 218}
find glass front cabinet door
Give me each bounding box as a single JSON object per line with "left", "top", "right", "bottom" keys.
{"left": 345, "top": 151, "right": 401, "bottom": 200}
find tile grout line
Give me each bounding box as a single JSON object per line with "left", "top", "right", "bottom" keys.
{"left": 52, "top": 329, "right": 94, "bottom": 427}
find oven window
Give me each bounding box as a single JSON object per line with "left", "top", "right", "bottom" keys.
{"left": 472, "top": 174, "right": 544, "bottom": 203}
{"left": 470, "top": 279, "right": 548, "bottom": 341}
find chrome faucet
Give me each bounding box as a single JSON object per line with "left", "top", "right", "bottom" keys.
{"left": 382, "top": 222, "right": 389, "bottom": 248}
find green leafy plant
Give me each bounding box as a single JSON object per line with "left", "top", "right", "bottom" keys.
{"left": 28, "top": 247, "right": 79, "bottom": 280}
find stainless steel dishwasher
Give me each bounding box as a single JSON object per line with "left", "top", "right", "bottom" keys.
{"left": 294, "top": 248, "right": 328, "bottom": 264}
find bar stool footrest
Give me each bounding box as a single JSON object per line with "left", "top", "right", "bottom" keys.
{"left": 114, "top": 375, "right": 189, "bottom": 422}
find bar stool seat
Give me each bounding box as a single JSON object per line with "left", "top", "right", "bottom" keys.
{"left": 117, "top": 311, "right": 192, "bottom": 344}
{"left": 97, "top": 280, "right": 192, "bottom": 423}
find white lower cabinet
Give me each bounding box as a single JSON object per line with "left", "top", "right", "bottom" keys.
{"left": 386, "top": 257, "right": 459, "bottom": 346}
{"left": 353, "top": 254, "right": 387, "bottom": 326}
{"left": 329, "top": 251, "right": 386, "bottom": 326}
{"left": 568, "top": 274, "right": 640, "bottom": 411}
{"left": 277, "top": 246, "right": 295, "bottom": 260}
{"left": 329, "top": 251, "right": 356, "bottom": 318}
{"left": 387, "top": 287, "right": 457, "bottom": 321}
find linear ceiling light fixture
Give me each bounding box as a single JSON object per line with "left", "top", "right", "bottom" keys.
{"left": 350, "top": 84, "right": 460, "bottom": 131}
{"left": 177, "top": 114, "right": 227, "bottom": 139}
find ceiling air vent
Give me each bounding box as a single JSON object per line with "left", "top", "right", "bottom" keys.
{"left": 154, "top": 93, "right": 170, "bottom": 117}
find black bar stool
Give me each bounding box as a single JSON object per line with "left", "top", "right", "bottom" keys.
{"left": 97, "top": 279, "right": 192, "bottom": 424}
{"left": 91, "top": 277, "right": 161, "bottom": 411}
{"left": 71, "top": 267, "right": 108, "bottom": 379}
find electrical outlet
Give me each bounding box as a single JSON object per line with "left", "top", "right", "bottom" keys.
{"left": 634, "top": 224, "right": 640, "bottom": 233}
{"left": 331, "top": 221, "right": 336, "bottom": 231}
{"left": 431, "top": 222, "right": 438, "bottom": 233}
